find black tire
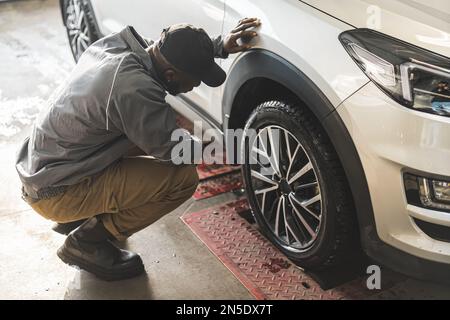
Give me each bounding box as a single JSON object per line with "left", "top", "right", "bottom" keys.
{"left": 63, "top": 0, "right": 100, "bottom": 61}
{"left": 242, "top": 100, "right": 358, "bottom": 270}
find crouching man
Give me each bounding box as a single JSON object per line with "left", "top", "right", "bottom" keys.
{"left": 16, "top": 19, "right": 260, "bottom": 280}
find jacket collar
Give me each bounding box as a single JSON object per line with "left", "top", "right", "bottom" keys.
{"left": 119, "top": 26, "right": 153, "bottom": 71}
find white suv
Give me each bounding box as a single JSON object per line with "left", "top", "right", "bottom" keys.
{"left": 60, "top": 0, "right": 450, "bottom": 283}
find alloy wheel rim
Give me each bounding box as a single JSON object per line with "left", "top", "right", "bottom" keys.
{"left": 249, "top": 125, "right": 323, "bottom": 251}
{"left": 66, "top": 0, "right": 90, "bottom": 60}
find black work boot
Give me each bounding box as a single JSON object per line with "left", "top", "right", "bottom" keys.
{"left": 52, "top": 219, "right": 87, "bottom": 235}
{"left": 57, "top": 216, "right": 145, "bottom": 281}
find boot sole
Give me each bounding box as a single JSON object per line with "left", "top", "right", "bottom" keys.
{"left": 57, "top": 244, "right": 145, "bottom": 281}
{"left": 52, "top": 220, "right": 86, "bottom": 235}
{"left": 52, "top": 227, "right": 73, "bottom": 236}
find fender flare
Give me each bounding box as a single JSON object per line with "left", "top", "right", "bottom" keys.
{"left": 222, "top": 49, "right": 380, "bottom": 250}
{"left": 222, "top": 50, "right": 334, "bottom": 123}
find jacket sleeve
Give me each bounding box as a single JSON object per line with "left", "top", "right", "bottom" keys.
{"left": 211, "top": 36, "right": 229, "bottom": 59}
{"left": 107, "top": 67, "right": 200, "bottom": 163}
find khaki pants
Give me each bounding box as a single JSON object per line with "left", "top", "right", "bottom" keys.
{"left": 28, "top": 157, "right": 199, "bottom": 241}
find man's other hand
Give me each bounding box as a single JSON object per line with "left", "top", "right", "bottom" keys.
{"left": 223, "top": 17, "right": 261, "bottom": 54}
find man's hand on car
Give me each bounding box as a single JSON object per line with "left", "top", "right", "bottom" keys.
{"left": 223, "top": 17, "right": 261, "bottom": 54}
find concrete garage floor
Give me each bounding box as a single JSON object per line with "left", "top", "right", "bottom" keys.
{"left": 1, "top": 0, "right": 450, "bottom": 300}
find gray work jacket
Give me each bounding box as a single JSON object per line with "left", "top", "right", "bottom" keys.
{"left": 16, "top": 26, "right": 228, "bottom": 199}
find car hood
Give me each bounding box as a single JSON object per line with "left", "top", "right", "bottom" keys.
{"left": 300, "top": 0, "right": 450, "bottom": 57}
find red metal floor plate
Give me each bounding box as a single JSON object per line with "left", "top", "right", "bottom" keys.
{"left": 196, "top": 163, "right": 241, "bottom": 181}
{"left": 181, "top": 199, "right": 405, "bottom": 300}
{"left": 193, "top": 171, "right": 243, "bottom": 200}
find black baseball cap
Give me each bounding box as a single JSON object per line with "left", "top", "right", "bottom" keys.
{"left": 158, "top": 24, "right": 226, "bottom": 87}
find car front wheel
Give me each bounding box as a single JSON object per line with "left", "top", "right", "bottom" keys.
{"left": 242, "top": 100, "right": 358, "bottom": 270}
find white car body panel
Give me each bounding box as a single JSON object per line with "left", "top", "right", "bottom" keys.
{"left": 222, "top": 0, "right": 370, "bottom": 113}
{"left": 301, "top": 0, "right": 450, "bottom": 57}
{"left": 338, "top": 82, "right": 450, "bottom": 263}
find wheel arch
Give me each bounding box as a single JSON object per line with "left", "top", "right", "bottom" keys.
{"left": 222, "top": 49, "right": 380, "bottom": 251}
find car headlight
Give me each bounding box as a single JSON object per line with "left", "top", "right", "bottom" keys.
{"left": 340, "top": 29, "right": 450, "bottom": 117}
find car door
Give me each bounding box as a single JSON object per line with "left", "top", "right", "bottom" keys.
{"left": 91, "top": 0, "right": 225, "bottom": 123}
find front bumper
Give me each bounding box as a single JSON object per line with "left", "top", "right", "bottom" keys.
{"left": 337, "top": 81, "right": 450, "bottom": 280}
